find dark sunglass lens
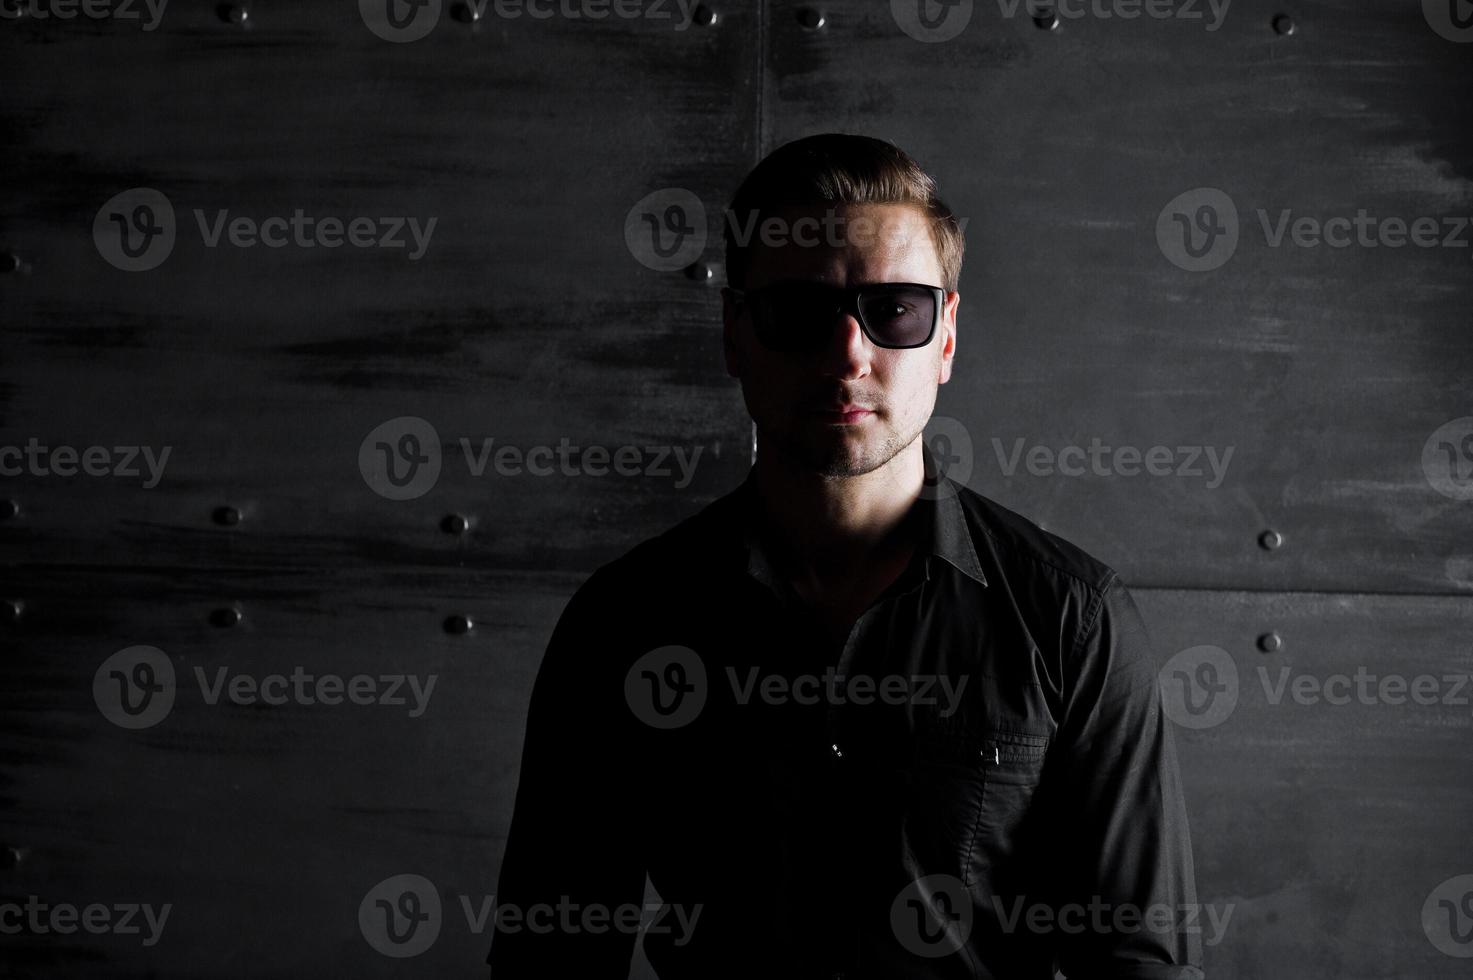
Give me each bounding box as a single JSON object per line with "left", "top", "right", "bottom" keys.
{"left": 858, "top": 286, "right": 936, "bottom": 347}
{"left": 754, "top": 284, "right": 840, "bottom": 352}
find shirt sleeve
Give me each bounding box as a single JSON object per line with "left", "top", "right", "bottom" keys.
{"left": 486, "top": 568, "right": 647, "bottom": 977}
{"left": 1047, "top": 573, "right": 1206, "bottom": 980}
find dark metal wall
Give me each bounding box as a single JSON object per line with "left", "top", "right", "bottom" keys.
{"left": 2, "top": 1, "right": 1470, "bottom": 976}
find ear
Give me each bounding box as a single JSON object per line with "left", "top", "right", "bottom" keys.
{"left": 937, "top": 290, "right": 959, "bottom": 385}
{"left": 722, "top": 287, "right": 745, "bottom": 379}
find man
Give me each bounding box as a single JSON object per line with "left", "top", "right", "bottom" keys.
{"left": 488, "top": 133, "right": 1203, "bottom": 979}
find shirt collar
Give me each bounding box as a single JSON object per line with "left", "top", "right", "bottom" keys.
{"left": 734, "top": 439, "right": 988, "bottom": 591}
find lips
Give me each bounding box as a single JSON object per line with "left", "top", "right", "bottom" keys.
{"left": 813, "top": 404, "right": 875, "bottom": 423}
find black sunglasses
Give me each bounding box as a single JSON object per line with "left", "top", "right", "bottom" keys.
{"left": 728, "top": 280, "right": 945, "bottom": 353}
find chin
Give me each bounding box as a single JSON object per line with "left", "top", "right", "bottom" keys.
{"left": 804, "top": 433, "right": 899, "bottom": 478}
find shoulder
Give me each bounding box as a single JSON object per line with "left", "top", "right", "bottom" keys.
{"left": 952, "top": 481, "right": 1122, "bottom": 601}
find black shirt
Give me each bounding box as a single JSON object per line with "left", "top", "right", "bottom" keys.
{"left": 487, "top": 443, "right": 1204, "bottom": 979}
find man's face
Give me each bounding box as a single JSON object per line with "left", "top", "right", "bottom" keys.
{"left": 722, "top": 202, "right": 959, "bottom": 478}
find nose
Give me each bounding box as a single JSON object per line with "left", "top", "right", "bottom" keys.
{"left": 817, "top": 310, "right": 872, "bottom": 381}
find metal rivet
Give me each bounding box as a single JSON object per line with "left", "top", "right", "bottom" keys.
{"left": 3, "top": 599, "right": 22, "bottom": 624}
{"left": 797, "top": 7, "right": 825, "bottom": 29}
{"left": 1, "top": 846, "right": 25, "bottom": 870}
{"left": 692, "top": 4, "right": 716, "bottom": 26}
{"left": 218, "top": 3, "right": 248, "bottom": 25}
{"left": 213, "top": 505, "right": 241, "bottom": 527}
{"left": 444, "top": 614, "right": 473, "bottom": 635}
{"left": 0, "top": 253, "right": 20, "bottom": 274}
{"left": 684, "top": 261, "right": 712, "bottom": 282}
{"left": 441, "top": 513, "right": 470, "bottom": 535}
{"left": 452, "top": 1, "right": 481, "bottom": 23}
{"left": 0, "top": 499, "right": 18, "bottom": 520}
{"left": 1257, "top": 631, "right": 1282, "bottom": 653}
{"left": 209, "top": 606, "right": 241, "bottom": 628}
{"left": 1033, "top": 10, "right": 1060, "bottom": 30}
{"left": 1258, "top": 529, "right": 1283, "bottom": 551}
{"left": 1272, "top": 14, "right": 1295, "bottom": 35}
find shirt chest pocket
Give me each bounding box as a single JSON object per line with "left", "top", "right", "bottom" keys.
{"left": 900, "top": 728, "right": 1050, "bottom": 888}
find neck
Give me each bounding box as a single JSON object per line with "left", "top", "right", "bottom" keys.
{"left": 750, "top": 437, "right": 925, "bottom": 586}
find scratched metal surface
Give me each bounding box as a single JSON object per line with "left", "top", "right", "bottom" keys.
{"left": 767, "top": 0, "right": 1473, "bottom": 595}
{"left": 1, "top": 0, "right": 1471, "bottom": 978}
{"left": 0, "top": 1, "right": 753, "bottom": 576}
{"left": 1134, "top": 587, "right": 1473, "bottom": 980}
{"left": 0, "top": 3, "right": 757, "bottom": 978}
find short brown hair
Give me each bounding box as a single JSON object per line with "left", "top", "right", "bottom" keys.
{"left": 723, "top": 133, "right": 965, "bottom": 292}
